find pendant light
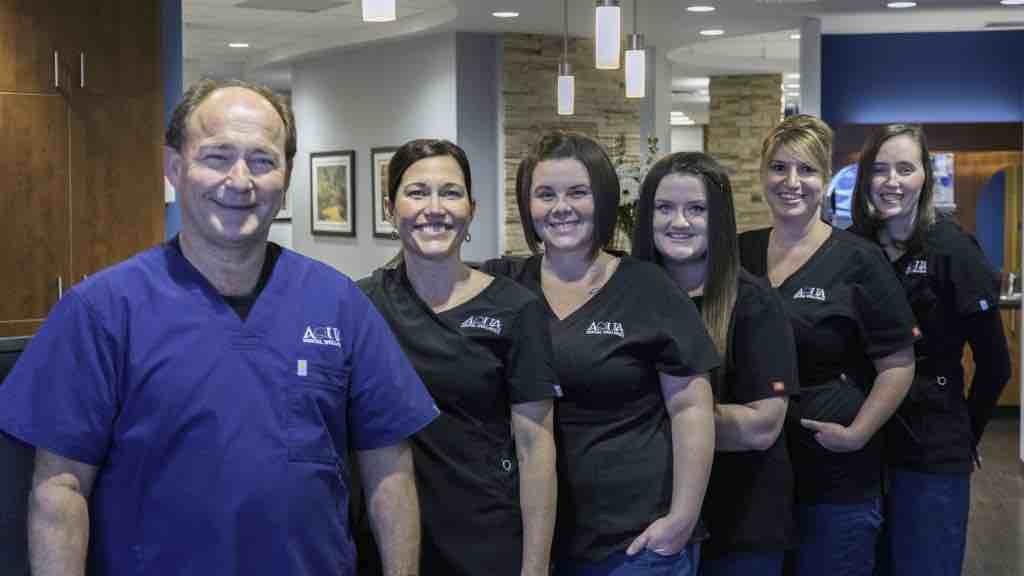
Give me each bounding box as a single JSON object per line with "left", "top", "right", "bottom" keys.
{"left": 594, "top": 0, "right": 621, "bottom": 70}
{"left": 362, "top": 0, "right": 396, "bottom": 22}
{"left": 624, "top": 0, "right": 645, "bottom": 98}
{"left": 558, "top": 0, "right": 575, "bottom": 115}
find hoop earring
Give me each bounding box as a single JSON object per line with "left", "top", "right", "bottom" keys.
{"left": 464, "top": 232, "right": 472, "bottom": 243}
{"left": 390, "top": 229, "right": 399, "bottom": 240}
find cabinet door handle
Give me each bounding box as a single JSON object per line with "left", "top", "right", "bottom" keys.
{"left": 57, "top": 275, "right": 63, "bottom": 300}
{"left": 80, "top": 52, "right": 86, "bottom": 88}
{"left": 53, "top": 51, "right": 60, "bottom": 89}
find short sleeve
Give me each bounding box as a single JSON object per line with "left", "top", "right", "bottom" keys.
{"left": 731, "top": 283, "right": 800, "bottom": 402}
{"left": 947, "top": 234, "right": 1000, "bottom": 317}
{"left": 0, "top": 291, "right": 119, "bottom": 466}
{"left": 505, "top": 297, "right": 560, "bottom": 404}
{"left": 344, "top": 285, "right": 439, "bottom": 451}
{"left": 737, "top": 228, "right": 771, "bottom": 277}
{"left": 851, "top": 246, "right": 918, "bottom": 359}
{"left": 651, "top": 272, "right": 721, "bottom": 377}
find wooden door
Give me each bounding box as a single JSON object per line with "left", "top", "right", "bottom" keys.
{"left": 0, "top": 95, "right": 69, "bottom": 337}
{"left": 0, "top": 0, "right": 61, "bottom": 93}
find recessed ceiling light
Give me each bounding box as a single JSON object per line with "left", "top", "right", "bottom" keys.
{"left": 700, "top": 28, "right": 725, "bottom": 36}
{"left": 228, "top": 42, "right": 250, "bottom": 48}
{"left": 687, "top": 5, "right": 716, "bottom": 12}
{"left": 492, "top": 11, "right": 519, "bottom": 18}
{"left": 886, "top": 2, "right": 917, "bottom": 8}
{"left": 1000, "top": 0, "right": 1024, "bottom": 5}
{"left": 784, "top": 83, "right": 800, "bottom": 89}
{"left": 785, "top": 73, "right": 801, "bottom": 80}
{"left": 785, "top": 92, "right": 800, "bottom": 98}
{"left": 790, "top": 33, "right": 801, "bottom": 40}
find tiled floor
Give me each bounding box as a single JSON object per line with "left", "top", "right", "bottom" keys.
{"left": 964, "top": 418, "right": 1022, "bottom": 576}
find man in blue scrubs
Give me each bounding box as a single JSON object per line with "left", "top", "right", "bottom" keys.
{"left": 0, "top": 79, "right": 438, "bottom": 576}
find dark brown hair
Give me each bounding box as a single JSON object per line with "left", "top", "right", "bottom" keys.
{"left": 165, "top": 78, "right": 297, "bottom": 186}
{"left": 515, "top": 131, "right": 619, "bottom": 255}
{"left": 849, "top": 124, "right": 935, "bottom": 251}
{"left": 387, "top": 139, "right": 473, "bottom": 208}
{"left": 632, "top": 152, "right": 738, "bottom": 389}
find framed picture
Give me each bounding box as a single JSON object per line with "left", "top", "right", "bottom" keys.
{"left": 310, "top": 150, "right": 356, "bottom": 237}
{"left": 275, "top": 183, "right": 292, "bottom": 221}
{"left": 371, "top": 147, "right": 398, "bottom": 238}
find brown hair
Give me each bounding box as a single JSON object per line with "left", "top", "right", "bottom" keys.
{"left": 632, "top": 152, "right": 738, "bottom": 391}
{"left": 165, "top": 78, "right": 297, "bottom": 186}
{"left": 849, "top": 124, "right": 935, "bottom": 252}
{"left": 514, "top": 131, "right": 620, "bottom": 256}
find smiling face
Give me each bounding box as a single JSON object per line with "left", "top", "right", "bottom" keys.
{"left": 391, "top": 155, "right": 473, "bottom": 261}
{"left": 529, "top": 158, "right": 596, "bottom": 255}
{"left": 652, "top": 173, "right": 709, "bottom": 265}
{"left": 869, "top": 134, "right": 926, "bottom": 224}
{"left": 167, "top": 87, "right": 287, "bottom": 250}
{"left": 762, "top": 145, "right": 825, "bottom": 223}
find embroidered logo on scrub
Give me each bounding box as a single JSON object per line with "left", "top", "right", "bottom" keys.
{"left": 792, "top": 287, "right": 826, "bottom": 302}
{"left": 303, "top": 326, "right": 342, "bottom": 348}
{"left": 460, "top": 315, "right": 503, "bottom": 335}
{"left": 585, "top": 321, "right": 625, "bottom": 338}
{"left": 905, "top": 259, "right": 928, "bottom": 275}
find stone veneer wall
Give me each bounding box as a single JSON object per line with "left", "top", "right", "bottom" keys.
{"left": 502, "top": 34, "right": 642, "bottom": 255}
{"left": 706, "top": 75, "right": 782, "bottom": 232}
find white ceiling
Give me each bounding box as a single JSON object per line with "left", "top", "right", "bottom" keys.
{"left": 182, "top": 0, "right": 1024, "bottom": 114}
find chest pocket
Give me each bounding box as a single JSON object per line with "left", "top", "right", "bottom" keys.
{"left": 786, "top": 285, "right": 858, "bottom": 353}
{"left": 287, "top": 361, "right": 350, "bottom": 464}
{"left": 900, "top": 257, "right": 939, "bottom": 327}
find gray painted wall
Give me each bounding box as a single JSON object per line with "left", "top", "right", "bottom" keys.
{"left": 288, "top": 31, "right": 501, "bottom": 278}
{"left": 290, "top": 33, "right": 459, "bottom": 279}
{"left": 455, "top": 33, "right": 501, "bottom": 262}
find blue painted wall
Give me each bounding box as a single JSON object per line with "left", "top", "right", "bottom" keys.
{"left": 976, "top": 171, "right": 1006, "bottom": 270}
{"left": 162, "top": 0, "right": 183, "bottom": 238}
{"left": 822, "top": 31, "right": 1024, "bottom": 126}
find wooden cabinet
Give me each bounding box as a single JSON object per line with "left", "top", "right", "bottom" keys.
{"left": 0, "top": 0, "right": 163, "bottom": 337}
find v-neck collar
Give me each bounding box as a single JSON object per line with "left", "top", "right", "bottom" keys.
{"left": 530, "top": 253, "right": 629, "bottom": 325}
{"left": 393, "top": 263, "right": 498, "bottom": 330}
{"left": 774, "top": 228, "right": 838, "bottom": 292}
{"left": 166, "top": 237, "right": 284, "bottom": 327}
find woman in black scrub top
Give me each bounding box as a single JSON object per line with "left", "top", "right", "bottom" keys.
{"left": 849, "top": 125, "right": 1011, "bottom": 576}
{"left": 483, "top": 132, "right": 719, "bottom": 576}
{"left": 357, "top": 139, "right": 559, "bottom": 576}
{"left": 736, "top": 115, "right": 918, "bottom": 576}
{"left": 632, "top": 152, "right": 799, "bottom": 576}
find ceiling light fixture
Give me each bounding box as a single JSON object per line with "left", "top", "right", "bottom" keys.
{"left": 699, "top": 28, "right": 725, "bottom": 36}
{"left": 492, "top": 11, "right": 520, "bottom": 18}
{"left": 886, "top": 2, "right": 917, "bottom": 8}
{"left": 790, "top": 33, "right": 801, "bottom": 40}
{"left": 1000, "top": 0, "right": 1024, "bottom": 5}
{"left": 558, "top": 0, "right": 575, "bottom": 115}
{"left": 625, "top": 0, "right": 646, "bottom": 98}
{"left": 228, "top": 42, "right": 250, "bottom": 48}
{"left": 362, "top": 0, "right": 396, "bottom": 22}
{"left": 784, "top": 83, "right": 800, "bottom": 89}
{"left": 595, "top": 0, "right": 621, "bottom": 70}
{"left": 686, "top": 5, "right": 716, "bottom": 12}
{"left": 785, "top": 73, "right": 801, "bottom": 80}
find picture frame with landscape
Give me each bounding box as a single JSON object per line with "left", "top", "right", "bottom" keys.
{"left": 310, "top": 150, "right": 356, "bottom": 237}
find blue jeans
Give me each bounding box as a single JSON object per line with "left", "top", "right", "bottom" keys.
{"left": 795, "top": 498, "right": 882, "bottom": 576}
{"left": 554, "top": 543, "right": 701, "bottom": 576}
{"left": 876, "top": 468, "right": 970, "bottom": 576}
{"left": 701, "top": 550, "right": 784, "bottom": 576}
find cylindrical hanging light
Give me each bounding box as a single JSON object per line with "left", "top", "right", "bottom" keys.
{"left": 624, "top": 0, "right": 645, "bottom": 98}
{"left": 558, "top": 0, "right": 575, "bottom": 115}
{"left": 594, "top": 0, "right": 621, "bottom": 70}
{"left": 558, "top": 61, "right": 575, "bottom": 116}
{"left": 362, "top": 0, "right": 396, "bottom": 22}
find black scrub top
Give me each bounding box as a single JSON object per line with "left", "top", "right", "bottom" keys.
{"left": 696, "top": 268, "right": 800, "bottom": 559}
{"left": 358, "top": 265, "right": 559, "bottom": 576}
{"left": 482, "top": 254, "right": 721, "bottom": 564}
{"left": 885, "top": 219, "right": 1011, "bottom": 474}
{"left": 738, "top": 227, "right": 917, "bottom": 505}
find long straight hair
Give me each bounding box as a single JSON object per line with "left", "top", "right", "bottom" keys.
{"left": 632, "top": 152, "right": 738, "bottom": 390}
{"left": 849, "top": 124, "right": 935, "bottom": 252}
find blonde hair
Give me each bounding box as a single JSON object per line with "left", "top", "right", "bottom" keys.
{"left": 760, "top": 114, "right": 833, "bottom": 180}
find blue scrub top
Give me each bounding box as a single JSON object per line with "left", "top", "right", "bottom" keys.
{"left": 0, "top": 242, "right": 438, "bottom": 575}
